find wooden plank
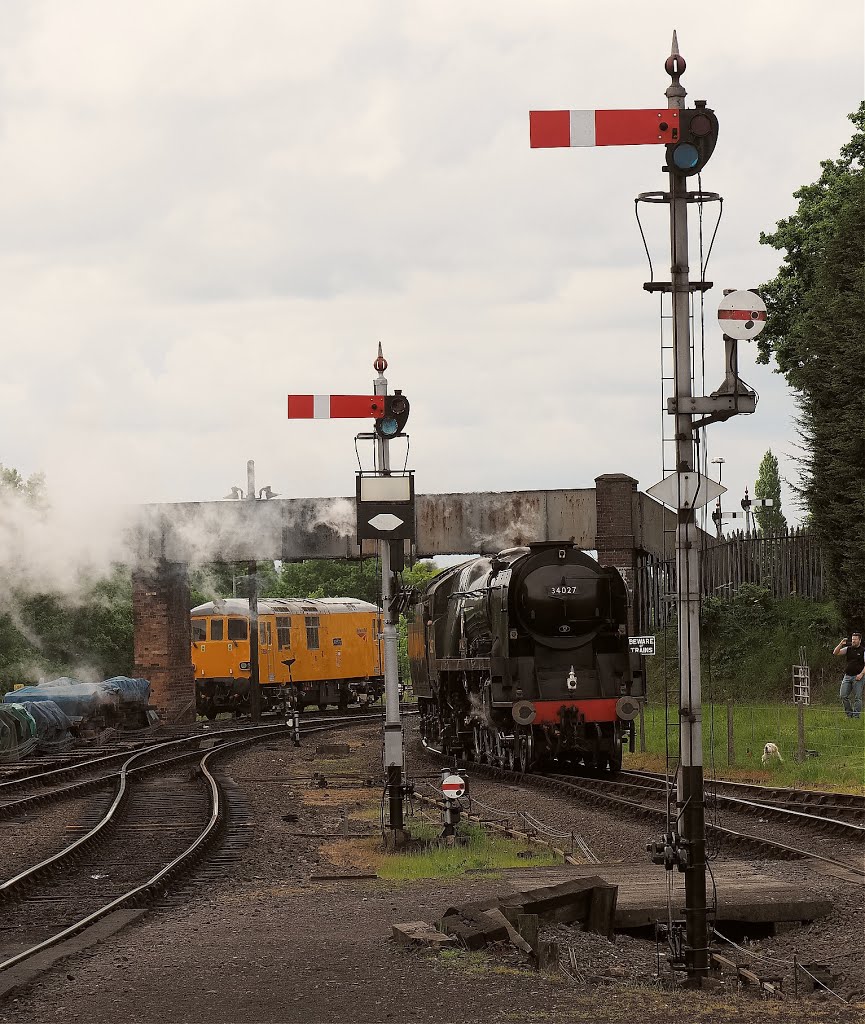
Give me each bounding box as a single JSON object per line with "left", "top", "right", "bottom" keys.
{"left": 497, "top": 861, "right": 833, "bottom": 928}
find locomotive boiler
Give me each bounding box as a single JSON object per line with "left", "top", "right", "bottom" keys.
{"left": 408, "top": 541, "right": 644, "bottom": 773}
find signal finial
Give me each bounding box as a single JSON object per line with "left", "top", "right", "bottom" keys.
{"left": 665, "top": 30, "right": 686, "bottom": 80}
{"left": 664, "top": 30, "right": 686, "bottom": 105}
{"left": 373, "top": 341, "right": 387, "bottom": 375}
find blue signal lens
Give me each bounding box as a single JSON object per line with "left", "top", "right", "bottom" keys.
{"left": 379, "top": 417, "right": 399, "bottom": 436}
{"left": 672, "top": 143, "right": 699, "bottom": 170}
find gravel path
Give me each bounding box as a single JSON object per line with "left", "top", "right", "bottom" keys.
{"left": 0, "top": 792, "right": 111, "bottom": 879}
{"left": 0, "top": 718, "right": 859, "bottom": 1023}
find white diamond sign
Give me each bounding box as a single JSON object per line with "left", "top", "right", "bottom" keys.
{"left": 646, "top": 473, "right": 725, "bottom": 511}
{"left": 367, "top": 513, "right": 405, "bottom": 532}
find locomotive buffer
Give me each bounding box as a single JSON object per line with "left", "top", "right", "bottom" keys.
{"left": 530, "top": 34, "right": 759, "bottom": 983}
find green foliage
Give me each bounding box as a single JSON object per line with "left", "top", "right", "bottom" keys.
{"left": 648, "top": 586, "right": 843, "bottom": 702}
{"left": 758, "top": 104, "right": 865, "bottom": 624}
{"left": 0, "top": 466, "right": 134, "bottom": 691}
{"left": 189, "top": 561, "right": 280, "bottom": 606}
{"left": 0, "top": 464, "right": 46, "bottom": 507}
{"left": 272, "top": 559, "right": 381, "bottom": 603}
{"left": 0, "top": 566, "right": 134, "bottom": 692}
{"left": 753, "top": 449, "right": 787, "bottom": 535}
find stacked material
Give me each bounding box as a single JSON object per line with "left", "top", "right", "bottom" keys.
{"left": 0, "top": 703, "right": 38, "bottom": 761}
{"left": 4, "top": 676, "right": 150, "bottom": 724}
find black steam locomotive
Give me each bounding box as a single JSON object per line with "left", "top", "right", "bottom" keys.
{"left": 408, "top": 541, "right": 644, "bottom": 773}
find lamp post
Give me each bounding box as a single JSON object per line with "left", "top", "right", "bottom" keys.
{"left": 223, "top": 461, "right": 278, "bottom": 721}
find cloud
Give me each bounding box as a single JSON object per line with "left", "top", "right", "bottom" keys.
{"left": 0, "top": 0, "right": 859, "bottom": 547}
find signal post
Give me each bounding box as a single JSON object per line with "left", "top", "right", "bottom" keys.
{"left": 287, "top": 346, "right": 414, "bottom": 838}
{"left": 530, "top": 34, "right": 759, "bottom": 982}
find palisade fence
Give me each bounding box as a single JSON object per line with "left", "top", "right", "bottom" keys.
{"left": 635, "top": 528, "right": 824, "bottom": 633}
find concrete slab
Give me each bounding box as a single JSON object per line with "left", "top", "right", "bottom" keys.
{"left": 493, "top": 861, "right": 833, "bottom": 929}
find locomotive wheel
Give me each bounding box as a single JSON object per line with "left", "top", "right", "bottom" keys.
{"left": 490, "top": 731, "right": 504, "bottom": 768}
{"left": 479, "top": 728, "right": 491, "bottom": 764}
{"left": 505, "top": 743, "right": 516, "bottom": 772}
{"left": 516, "top": 730, "right": 534, "bottom": 773}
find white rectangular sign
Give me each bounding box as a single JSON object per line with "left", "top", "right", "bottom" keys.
{"left": 359, "top": 476, "right": 412, "bottom": 502}
{"left": 629, "top": 636, "right": 656, "bottom": 656}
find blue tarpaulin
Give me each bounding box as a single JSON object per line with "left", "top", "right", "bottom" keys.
{"left": 3, "top": 676, "right": 151, "bottom": 722}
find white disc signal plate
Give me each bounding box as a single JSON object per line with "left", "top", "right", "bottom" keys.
{"left": 441, "top": 774, "right": 466, "bottom": 799}
{"left": 718, "top": 290, "right": 767, "bottom": 340}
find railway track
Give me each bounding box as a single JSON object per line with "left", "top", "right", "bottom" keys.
{"left": 0, "top": 706, "right": 408, "bottom": 819}
{"left": 423, "top": 742, "right": 865, "bottom": 879}
{"left": 549, "top": 769, "right": 865, "bottom": 837}
{"left": 0, "top": 713, "right": 393, "bottom": 987}
{"left": 625, "top": 769, "right": 865, "bottom": 825}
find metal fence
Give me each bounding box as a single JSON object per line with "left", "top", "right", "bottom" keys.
{"left": 634, "top": 528, "right": 825, "bottom": 633}
{"left": 701, "top": 527, "right": 824, "bottom": 602}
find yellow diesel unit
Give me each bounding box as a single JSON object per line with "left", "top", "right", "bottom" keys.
{"left": 191, "top": 597, "right": 383, "bottom": 718}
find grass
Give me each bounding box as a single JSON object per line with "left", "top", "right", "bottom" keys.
{"left": 633, "top": 702, "right": 864, "bottom": 793}
{"left": 377, "top": 821, "right": 561, "bottom": 881}
{"left": 436, "top": 948, "right": 537, "bottom": 979}
{"left": 319, "top": 818, "right": 562, "bottom": 882}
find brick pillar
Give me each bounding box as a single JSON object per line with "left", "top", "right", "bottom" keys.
{"left": 594, "top": 473, "right": 639, "bottom": 635}
{"left": 132, "top": 561, "right": 195, "bottom": 725}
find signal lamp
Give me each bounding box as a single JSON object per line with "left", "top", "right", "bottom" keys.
{"left": 666, "top": 105, "right": 719, "bottom": 178}
{"left": 375, "top": 391, "right": 410, "bottom": 439}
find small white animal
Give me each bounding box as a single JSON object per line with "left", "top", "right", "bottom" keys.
{"left": 762, "top": 742, "right": 784, "bottom": 765}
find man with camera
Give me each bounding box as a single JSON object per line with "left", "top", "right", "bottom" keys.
{"left": 833, "top": 631, "right": 865, "bottom": 718}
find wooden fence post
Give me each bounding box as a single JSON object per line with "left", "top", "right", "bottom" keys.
{"left": 726, "top": 700, "right": 735, "bottom": 766}
{"left": 797, "top": 702, "right": 806, "bottom": 763}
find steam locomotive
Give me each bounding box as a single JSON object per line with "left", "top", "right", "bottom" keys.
{"left": 408, "top": 541, "right": 644, "bottom": 773}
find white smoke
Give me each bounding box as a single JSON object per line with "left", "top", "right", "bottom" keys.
{"left": 471, "top": 507, "right": 544, "bottom": 553}
{"left": 0, "top": 487, "right": 138, "bottom": 603}
{"left": 309, "top": 497, "right": 356, "bottom": 538}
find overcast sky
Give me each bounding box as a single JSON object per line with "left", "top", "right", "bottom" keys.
{"left": 0, "top": 1, "right": 861, "bottom": 546}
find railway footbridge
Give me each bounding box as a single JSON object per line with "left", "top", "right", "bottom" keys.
{"left": 132, "top": 474, "right": 699, "bottom": 722}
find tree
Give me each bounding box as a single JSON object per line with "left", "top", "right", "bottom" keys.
{"left": 0, "top": 466, "right": 134, "bottom": 689}
{"left": 753, "top": 450, "right": 787, "bottom": 535}
{"left": 758, "top": 103, "right": 865, "bottom": 625}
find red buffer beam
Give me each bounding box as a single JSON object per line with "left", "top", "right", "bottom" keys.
{"left": 530, "top": 109, "right": 680, "bottom": 148}
{"left": 287, "top": 395, "right": 385, "bottom": 419}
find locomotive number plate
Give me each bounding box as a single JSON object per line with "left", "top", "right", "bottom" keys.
{"left": 549, "top": 585, "right": 580, "bottom": 595}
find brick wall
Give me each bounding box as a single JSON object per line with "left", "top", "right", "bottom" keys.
{"left": 594, "top": 473, "right": 639, "bottom": 634}
{"left": 132, "top": 561, "right": 195, "bottom": 725}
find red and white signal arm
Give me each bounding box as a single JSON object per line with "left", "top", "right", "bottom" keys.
{"left": 717, "top": 291, "right": 767, "bottom": 341}
{"left": 287, "top": 395, "right": 384, "bottom": 419}
{"left": 441, "top": 774, "right": 466, "bottom": 800}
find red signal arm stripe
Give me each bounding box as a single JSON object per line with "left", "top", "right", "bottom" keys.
{"left": 287, "top": 395, "right": 385, "bottom": 419}
{"left": 718, "top": 309, "right": 767, "bottom": 321}
{"left": 529, "top": 110, "right": 570, "bottom": 148}
{"left": 594, "top": 109, "right": 678, "bottom": 146}
{"left": 287, "top": 395, "right": 314, "bottom": 418}
{"left": 329, "top": 395, "right": 385, "bottom": 418}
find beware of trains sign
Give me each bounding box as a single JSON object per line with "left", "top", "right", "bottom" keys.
{"left": 629, "top": 636, "right": 656, "bottom": 656}
{"left": 440, "top": 774, "right": 466, "bottom": 800}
